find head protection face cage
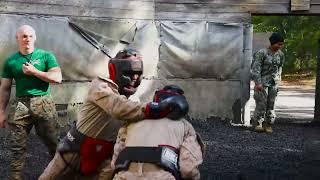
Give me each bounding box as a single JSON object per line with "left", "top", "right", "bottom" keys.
{"left": 108, "top": 49, "right": 143, "bottom": 96}
{"left": 153, "top": 85, "right": 185, "bottom": 103}
{"left": 153, "top": 85, "right": 189, "bottom": 119}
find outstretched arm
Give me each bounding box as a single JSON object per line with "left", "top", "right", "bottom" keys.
{"left": 88, "top": 78, "right": 146, "bottom": 123}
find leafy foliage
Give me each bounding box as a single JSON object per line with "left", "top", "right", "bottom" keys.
{"left": 252, "top": 16, "right": 320, "bottom": 74}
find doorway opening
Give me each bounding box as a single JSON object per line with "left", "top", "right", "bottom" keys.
{"left": 251, "top": 15, "right": 318, "bottom": 124}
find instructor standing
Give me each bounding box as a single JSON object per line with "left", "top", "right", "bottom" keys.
{"left": 0, "top": 25, "right": 62, "bottom": 180}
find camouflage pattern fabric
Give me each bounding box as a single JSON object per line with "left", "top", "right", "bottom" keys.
{"left": 253, "top": 86, "right": 278, "bottom": 124}
{"left": 251, "top": 48, "right": 284, "bottom": 125}
{"left": 7, "top": 94, "right": 59, "bottom": 180}
{"left": 251, "top": 48, "right": 284, "bottom": 87}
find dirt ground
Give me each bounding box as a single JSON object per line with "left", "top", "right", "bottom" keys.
{"left": 281, "top": 73, "right": 316, "bottom": 88}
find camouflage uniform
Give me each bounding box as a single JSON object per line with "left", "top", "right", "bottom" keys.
{"left": 1, "top": 46, "right": 61, "bottom": 180}
{"left": 7, "top": 94, "right": 58, "bottom": 180}
{"left": 111, "top": 118, "right": 204, "bottom": 180}
{"left": 251, "top": 48, "right": 285, "bottom": 126}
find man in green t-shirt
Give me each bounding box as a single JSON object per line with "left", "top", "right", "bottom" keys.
{"left": 0, "top": 25, "right": 62, "bottom": 180}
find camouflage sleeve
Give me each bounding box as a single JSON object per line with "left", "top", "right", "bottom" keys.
{"left": 88, "top": 78, "right": 146, "bottom": 122}
{"left": 111, "top": 126, "right": 127, "bottom": 169}
{"left": 251, "top": 49, "right": 265, "bottom": 85}
{"left": 179, "top": 120, "right": 203, "bottom": 180}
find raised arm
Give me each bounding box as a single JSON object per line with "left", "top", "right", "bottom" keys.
{"left": 33, "top": 66, "right": 62, "bottom": 83}
{"left": 23, "top": 64, "right": 62, "bottom": 83}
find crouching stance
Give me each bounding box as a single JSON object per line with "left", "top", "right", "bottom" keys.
{"left": 112, "top": 85, "right": 204, "bottom": 180}
{"left": 39, "top": 49, "right": 179, "bottom": 180}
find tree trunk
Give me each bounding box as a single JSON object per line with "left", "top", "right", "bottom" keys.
{"left": 314, "top": 39, "right": 320, "bottom": 123}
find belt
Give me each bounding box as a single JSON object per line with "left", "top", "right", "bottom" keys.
{"left": 128, "top": 163, "right": 160, "bottom": 173}
{"left": 18, "top": 94, "right": 47, "bottom": 98}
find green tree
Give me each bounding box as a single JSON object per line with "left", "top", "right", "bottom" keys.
{"left": 252, "top": 16, "right": 320, "bottom": 74}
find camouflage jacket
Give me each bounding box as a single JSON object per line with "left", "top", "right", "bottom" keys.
{"left": 251, "top": 48, "right": 285, "bottom": 86}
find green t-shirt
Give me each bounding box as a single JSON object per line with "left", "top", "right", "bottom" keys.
{"left": 2, "top": 48, "right": 59, "bottom": 97}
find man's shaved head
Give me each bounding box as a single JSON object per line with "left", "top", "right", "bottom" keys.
{"left": 16, "top": 25, "right": 36, "bottom": 38}
{"left": 16, "top": 25, "right": 36, "bottom": 54}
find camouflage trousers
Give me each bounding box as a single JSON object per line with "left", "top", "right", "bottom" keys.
{"left": 39, "top": 151, "right": 113, "bottom": 180}
{"left": 7, "top": 94, "right": 59, "bottom": 180}
{"left": 252, "top": 85, "right": 278, "bottom": 124}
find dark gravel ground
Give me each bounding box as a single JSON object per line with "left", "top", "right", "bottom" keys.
{"left": 1, "top": 118, "right": 320, "bottom": 180}
{"left": 189, "top": 118, "right": 320, "bottom": 180}
{"left": 0, "top": 128, "right": 51, "bottom": 180}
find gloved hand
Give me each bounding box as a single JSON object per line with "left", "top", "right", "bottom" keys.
{"left": 144, "top": 96, "right": 189, "bottom": 120}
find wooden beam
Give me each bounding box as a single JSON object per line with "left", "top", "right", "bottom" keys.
{"left": 0, "top": 1, "right": 154, "bottom": 19}
{"left": 155, "top": 12, "right": 250, "bottom": 22}
{"left": 4, "top": 0, "right": 154, "bottom": 9}
{"left": 156, "top": 0, "right": 289, "bottom": 3}
{"left": 156, "top": 3, "right": 289, "bottom": 14}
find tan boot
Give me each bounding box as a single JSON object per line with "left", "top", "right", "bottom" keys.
{"left": 251, "top": 119, "right": 264, "bottom": 132}
{"left": 263, "top": 122, "right": 273, "bottom": 133}
{"left": 254, "top": 123, "right": 264, "bottom": 132}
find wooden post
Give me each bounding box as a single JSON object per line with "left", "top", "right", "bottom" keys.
{"left": 314, "top": 39, "right": 320, "bottom": 123}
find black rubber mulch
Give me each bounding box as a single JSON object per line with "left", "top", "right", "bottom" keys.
{"left": 1, "top": 117, "right": 320, "bottom": 180}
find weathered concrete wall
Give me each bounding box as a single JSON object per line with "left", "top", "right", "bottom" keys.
{"left": 0, "top": 0, "right": 155, "bottom": 19}
{"left": 253, "top": 32, "right": 272, "bottom": 53}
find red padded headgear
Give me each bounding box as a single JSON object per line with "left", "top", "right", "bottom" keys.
{"left": 153, "top": 85, "right": 185, "bottom": 103}
{"left": 108, "top": 49, "right": 143, "bottom": 96}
